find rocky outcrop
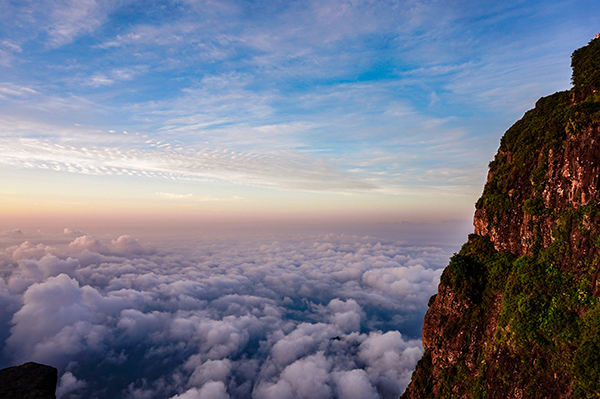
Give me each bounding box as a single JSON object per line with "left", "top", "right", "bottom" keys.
{"left": 402, "top": 36, "right": 600, "bottom": 399}
{"left": 0, "top": 362, "right": 58, "bottom": 399}
{"left": 473, "top": 123, "right": 600, "bottom": 260}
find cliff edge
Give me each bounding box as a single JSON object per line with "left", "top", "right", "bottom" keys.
{"left": 402, "top": 35, "right": 600, "bottom": 399}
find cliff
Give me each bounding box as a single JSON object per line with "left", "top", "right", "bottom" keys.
{"left": 402, "top": 35, "right": 600, "bottom": 399}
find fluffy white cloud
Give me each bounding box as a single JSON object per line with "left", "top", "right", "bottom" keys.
{"left": 332, "top": 369, "right": 378, "bottom": 399}
{"left": 69, "top": 235, "right": 109, "bottom": 253}
{"left": 0, "top": 229, "right": 450, "bottom": 398}
{"left": 274, "top": 352, "right": 333, "bottom": 399}
{"left": 56, "top": 371, "right": 87, "bottom": 399}
{"left": 6, "top": 273, "right": 111, "bottom": 363}
{"left": 170, "top": 381, "right": 231, "bottom": 399}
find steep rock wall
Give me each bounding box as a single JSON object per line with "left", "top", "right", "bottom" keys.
{"left": 401, "top": 36, "right": 600, "bottom": 399}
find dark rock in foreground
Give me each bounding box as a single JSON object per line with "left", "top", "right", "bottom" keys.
{"left": 0, "top": 362, "right": 58, "bottom": 399}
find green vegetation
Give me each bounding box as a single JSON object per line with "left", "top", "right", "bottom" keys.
{"left": 477, "top": 37, "right": 600, "bottom": 230}
{"left": 572, "top": 36, "right": 600, "bottom": 90}
{"left": 522, "top": 196, "right": 546, "bottom": 215}
{"left": 498, "top": 256, "right": 582, "bottom": 349}
{"left": 432, "top": 232, "right": 600, "bottom": 398}
{"left": 441, "top": 235, "right": 511, "bottom": 300}
{"left": 494, "top": 244, "right": 600, "bottom": 398}
{"left": 420, "top": 236, "right": 514, "bottom": 398}
{"left": 440, "top": 251, "right": 486, "bottom": 303}
{"left": 406, "top": 350, "right": 434, "bottom": 397}
{"left": 476, "top": 89, "right": 572, "bottom": 225}
{"left": 573, "top": 308, "right": 600, "bottom": 396}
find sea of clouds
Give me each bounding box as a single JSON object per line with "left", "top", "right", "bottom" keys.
{"left": 0, "top": 229, "right": 453, "bottom": 399}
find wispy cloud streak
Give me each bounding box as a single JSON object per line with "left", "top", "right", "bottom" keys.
{"left": 0, "top": 138, "right": 375, "bottom": 191}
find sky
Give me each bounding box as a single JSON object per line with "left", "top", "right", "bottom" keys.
{"left": 1, "top": 2, "right": 599, "bottom": 398}
{"left": 1, "top": 0, "right": 598, "bottom": 234}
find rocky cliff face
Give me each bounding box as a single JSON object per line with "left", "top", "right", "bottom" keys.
{"left": 401, "top": 35, "right": 600, "bottom": 399}
{"left": 473, "top": 120, "right": 600, "bottom": 260}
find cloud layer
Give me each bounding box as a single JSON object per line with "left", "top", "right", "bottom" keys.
{"left": 0, "top": 229, "right": 451, "bottom": 399}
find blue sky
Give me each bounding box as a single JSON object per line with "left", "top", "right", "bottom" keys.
{"left": 0, "top": 0, "right": 598, "bottom": 231}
